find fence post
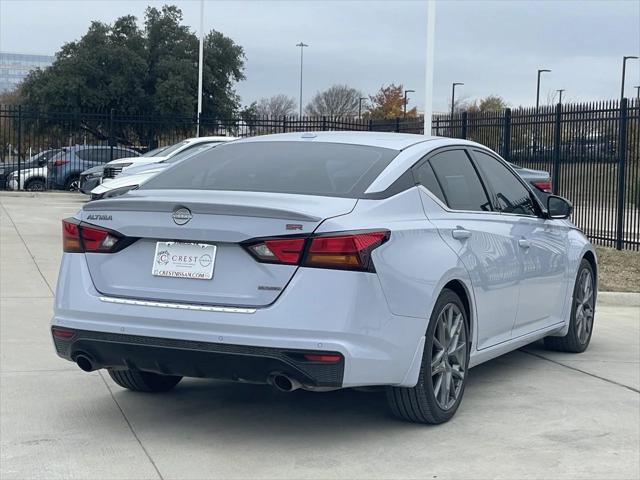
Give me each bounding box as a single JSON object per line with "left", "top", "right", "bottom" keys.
{"left": 461, "top": 112, "right": 468, "bottom": 139}
{"left": 322, "top": 116, "right": 327, "bottom": 131}
{"left": 552, "top": 103, "right": 562, "bottom": 195}
{"left": 395, "top": 117, "right": 400, "bottom": 133}
{"left": 282, "top": 116, "right": 287, "bottom": 133}
{"left": 17, "top": 105, "right": 22, "bottom": 190}
{"left": 368, "top": 119, "right": 372, "bottom": 131}
{"left": 502, "top": 108, "right": 511, "bottom": 160}
{"left": 436, "top": 117, "right": 440, "bottom": 136}
{"left": 109, "top": 108, "right": 115, "bottom": 162}
{"left": 615, "top": 98, "right": 629, "bottom": 250}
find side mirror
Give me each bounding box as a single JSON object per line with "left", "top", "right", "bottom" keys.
{"left": 547, "top": 195, "right": 572, "bottom": 219}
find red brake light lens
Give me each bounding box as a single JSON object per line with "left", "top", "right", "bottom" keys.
{"left": 52, "top": 327, "right": 76, "bottom": 339}
{"left": 303, "top": 353, "right": 342, "bottom": 363}
{"left": 53, "top": 158, "right": 69, "bottom": 166}
{"left": 62, "top": 219, "right": 82, "bottom": 253}
{"left": 62, "top": 218, "right": 124, "bottom": 253}
{"left": 247, "top": 237, "right": 306, "bottom": 264}
{"left": 533, "top": 180, "right": 552, "bottom": 192}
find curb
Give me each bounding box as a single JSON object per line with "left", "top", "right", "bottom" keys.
{"left": 597, "top": 291, "right": 640, "bottom": 307}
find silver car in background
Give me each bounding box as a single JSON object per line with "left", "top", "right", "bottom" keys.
{"left": 51, "top": 132, "right": 596, "bottom": 424}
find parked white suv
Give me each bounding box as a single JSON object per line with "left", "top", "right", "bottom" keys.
{"left": 101, "top": 136, "right": 234, "bottom": 183}
{"left": 7, "top": 166, "right": 48, "bottom": 191}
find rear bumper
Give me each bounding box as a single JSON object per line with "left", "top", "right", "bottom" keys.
{"left": 53, "top": 327, "right": 344, "bottom": 387}
{"left": 52, "top": 254, "right": 427, "bottom": 388}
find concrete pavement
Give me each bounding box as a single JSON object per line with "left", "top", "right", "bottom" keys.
{"left": 1, "top": 192, "right": 639, "bottom": 480}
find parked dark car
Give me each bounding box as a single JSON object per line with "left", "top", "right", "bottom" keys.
{"left": 47, "top": 145, "right": 139, "bottom": 190}
{"left": 78, "top": 165, "right": 105, "bottom": 194}
{"left": 1, "top": 149, "right": 61, "bottom": 189}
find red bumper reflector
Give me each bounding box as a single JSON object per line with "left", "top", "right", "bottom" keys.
{"left": 52, "top": 327, "right": 76, "bottom": 339}
{"left": 303, "top": 354, "right": 342, "bottom": 363}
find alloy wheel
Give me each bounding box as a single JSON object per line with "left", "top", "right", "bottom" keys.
{"left": 575, "top": 269, "right": 594, "bottom": 344}
{"left": 431, "top": 303, "right": 467, "bottom": 411}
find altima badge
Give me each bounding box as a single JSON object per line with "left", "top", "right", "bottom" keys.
{"left": 172, "top": 207, "right": 193, "bottom": 225}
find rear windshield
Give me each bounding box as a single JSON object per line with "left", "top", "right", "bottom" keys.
{"left": 142, "top": 141, "right": 398, "bottom": 198}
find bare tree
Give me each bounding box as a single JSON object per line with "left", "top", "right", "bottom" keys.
{"left": 304, "top": 84, "right": 364, "bottom": 117}
{"left": 255, "top": 94, "right": 297, "bottom": 118}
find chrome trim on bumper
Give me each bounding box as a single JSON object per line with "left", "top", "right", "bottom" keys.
{"left": 99, "top": 296, "right": 257, "bottom": 314}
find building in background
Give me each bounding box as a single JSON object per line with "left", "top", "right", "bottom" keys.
{"left": 0, "top": 52, "right": 54, "bottom": 93}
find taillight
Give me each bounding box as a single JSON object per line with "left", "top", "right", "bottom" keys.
{"left": 62, "top": 218, "right": 126, "bottom": 253}
{"left": 303, "top": 353, "right": 342, "bottom": 363}
{"left": 304, "top": 231, "right": 388, "bottom": 271}
{"left": 247, "top": 237, "right": 306, "bottom": 264}
{"left": 53, "top": 158, "right": 69, "bottom": 166}
{"left": 244, "top": 230, "right": 389, "bottom": 272}
{"left": 533, "top": 180, "right": 552, "bottom": 192}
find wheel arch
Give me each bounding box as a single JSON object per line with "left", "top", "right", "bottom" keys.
{"left": 442, "top": 279, "right": 473, "bottom": 350}
{"left": 582, "top": 249, "right": 598, "bottom": 292}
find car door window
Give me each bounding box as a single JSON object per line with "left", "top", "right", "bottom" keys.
{"left": 428, "top": 150, "right": 492, "bottom": 212}
{"left": 413, "top": 160, "right": 446, "bottom": 204}
{"left": 473, "top": 150, "right": 537, "bottom": 216}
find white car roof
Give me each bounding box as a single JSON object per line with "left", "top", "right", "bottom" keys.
{"left": 234, "top": 131, "right": 439, "bottom": 150}
{"left": 184, "top": 136, "right": 239, "bottom": 144}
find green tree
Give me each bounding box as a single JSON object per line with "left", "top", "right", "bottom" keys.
{"left": 367, "top": 84, "right": 417, "bottom": 119}
{"left": 19, "top": 5, "right": 244, "bottom": 120}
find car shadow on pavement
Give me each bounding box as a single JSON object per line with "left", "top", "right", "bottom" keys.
{"left": 97, "top": 349, "right": 528, "bottom": 441}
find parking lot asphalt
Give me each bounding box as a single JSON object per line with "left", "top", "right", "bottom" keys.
{"left": 1, "top": 192, "right": 639, "bottom": 480}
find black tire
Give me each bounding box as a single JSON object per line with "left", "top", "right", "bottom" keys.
{"left": 65, "top": 175, "right": 80, "bottom": 191}
{"left": 386, "top": 289, "right": 470, "bottom": 424}
{"left": 25, "top": 179, "right": 46, "bottom": 191}
{"left": 107, "top": 369, "right": 182, "bottom": 392}
{"left": 544, "top": 259, "right": 596, "bottom": 353}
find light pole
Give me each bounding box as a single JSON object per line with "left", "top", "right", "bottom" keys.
{"left": 403, "top": 89, "right": 415, "bottom": 118}
{"left": 635, "top": 86, "right": 640, "bottom": 99}
{"left": 556, "top": 89, "right": 565, "bottom": 105}
{"left": 423, "top": 0, "right": 436, "bottom": 135}
{"left": 536, "top": 69, "right": 551, "bottom": 112}
{"left": 358, "top": 97, "right": 367, "bottom": 119}
{"left": 621, "top": 56, "right": 638, "bottom": 100}
{"left": 450, "top": 82, "right": 463, "bottom": 120}
{"left": 296, "top": 42, "right": 309, "bottom": 117}
{"left": 196, "top": 0, "right": 204, "bottom": 137}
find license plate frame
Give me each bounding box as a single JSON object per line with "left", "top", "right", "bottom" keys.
{"left": 152, "top": 241, "right": 217, "bottom": 280}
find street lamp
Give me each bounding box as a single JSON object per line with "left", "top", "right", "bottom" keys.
{"left": 403, "top": 89, "right": 415, "bottom": 118}
{"left": 621, "top": 56, "right": 638, "bottom": 100}
{"left": 296, "top": 42, "right": 309, "bottom": 117}
{"left": 635, "top": 86, "right": 640, "bottom": 99}
{"left": 556, "top": 89, "right": 565, "bottom": 105}
{"left": 451, "top": 82, "right": 463, "bottom": 120}
{"left": 536, "top": 69, "right": 551, "bottom": 112}
{"left": 358, "top": 97, "right": 367, "bottom": 119}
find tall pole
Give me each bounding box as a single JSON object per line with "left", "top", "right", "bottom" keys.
{"left": 423, "top": 0, "right": 436, "bottom": 135}
{"left": 296, "top": 42, "right": 308, "bottom": 117}
{"left": 403, "top": 89, "right": 415, "bottom": 118}
{"left": 635, "top": 86, "right": 640, "bottom": 99}
{"left": 196, "top": 0, "right": 204, "bottom": 137}
{"left": 536, "top": 69, "right": 551, "bottom": 112}
{"left": 557, "top": 88, "right": 565, "bottom": 105}
{"left": 621, "top": 56, "right": 638, "bottom": 100}
{"left": 358, "top": 97, "right": 367, "bottom": 119}
{"left": 450, "top": 82, "right": 463, "bottom": 120}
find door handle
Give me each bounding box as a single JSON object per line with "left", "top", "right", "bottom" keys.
{"left": 452, "top": 229, "right": 471, "bottom": 240}
{"left": 518, "top": 238, "right": 531, "bottom": 249}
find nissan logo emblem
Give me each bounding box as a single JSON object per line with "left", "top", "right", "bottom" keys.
{"left": 172, "top": 207, "right": 193, "bottom": 225}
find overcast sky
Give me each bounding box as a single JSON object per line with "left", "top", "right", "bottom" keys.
{"left": 1, "top": 0, "right": 639, "bottom": 112}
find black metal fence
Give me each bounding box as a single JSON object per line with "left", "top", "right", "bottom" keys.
{"left": 1, "top": 99, "right": 638, "bottom": 250}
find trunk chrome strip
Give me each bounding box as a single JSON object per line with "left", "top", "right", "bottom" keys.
{"left": 99, "top": 296, "right": 257, "bottom": 314}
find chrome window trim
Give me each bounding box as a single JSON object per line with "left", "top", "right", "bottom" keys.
{"left": 99, "top": 296, "right": 257, "bottom": 314}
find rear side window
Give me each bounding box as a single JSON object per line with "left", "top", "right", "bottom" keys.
{"left": 472, "top": 150, "right": 537, "bottom": 216}
{"left": 413, "top": 161, "right": 446, "bottom": 204}
{"left": 142, "top": 142, "right": 398, "bottom": 198}
{"left": 429, "top": 150, "right": 491, "bottom": 211}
